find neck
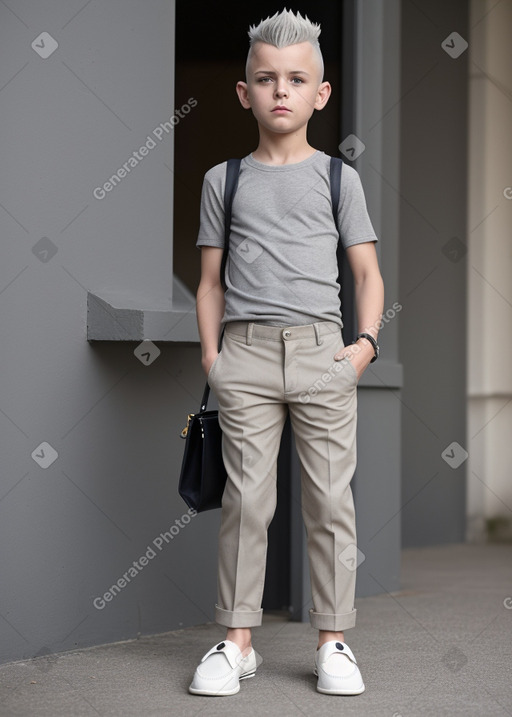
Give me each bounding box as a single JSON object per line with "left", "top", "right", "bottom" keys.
{"left": 251, "top": 126, "right": 316, "bottom": 165}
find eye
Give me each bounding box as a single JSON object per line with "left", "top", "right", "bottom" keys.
{"left": 291, "top": 77, "right": 304, "bottom": 84}
{"left": 257, "top": 77, "right": 274, "bottom": 83}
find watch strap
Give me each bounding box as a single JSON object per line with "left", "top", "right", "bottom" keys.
{"left": 356, "top": 332, "right": 379, "bottom": 363}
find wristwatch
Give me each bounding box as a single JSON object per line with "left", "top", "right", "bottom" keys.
{"left": 355, "top": 332, "right": 379, "bottom": 363}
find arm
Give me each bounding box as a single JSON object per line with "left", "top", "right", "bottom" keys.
{"left": 196, "top": 246, "right": 226, "bottom": 377}
{"left": 334, "top": 242, "right": 385, "bottom": 379}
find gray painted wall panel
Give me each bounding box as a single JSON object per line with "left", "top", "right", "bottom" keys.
{"left": 399, "top": 0, "right": 468, "bottom": 546}
{"left": 0, "top": 0, "right": 223, "bottom": 664}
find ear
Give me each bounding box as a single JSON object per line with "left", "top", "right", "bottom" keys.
{"left": 236, "top": 81, "right": 251, "bottom": 109}
{"left": 314, "top": 81, "right": 332, "bottom": 111}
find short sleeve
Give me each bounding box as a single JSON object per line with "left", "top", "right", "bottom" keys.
{"left": 337, "top": 165, "right": 379, "bottom": 249}
{"left": 196, "top": 162, "right": 227, "bottom": 249}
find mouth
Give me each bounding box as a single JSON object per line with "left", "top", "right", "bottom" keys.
{"left": 271, "top": 106, "right": 291, "bottom": 113}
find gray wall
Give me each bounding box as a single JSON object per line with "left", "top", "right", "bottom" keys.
{"left": 352, "top": 0, "right": 403, "bottom": 596}
{"left": 0, "top": 0, "right": 224, "bottom": 665}
{"left": 399, "top": 0, "right": 469, "bottom": 546}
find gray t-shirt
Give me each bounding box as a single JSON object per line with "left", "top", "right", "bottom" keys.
{"left": 196, "top": 150, "right": 378, "bottom": 327}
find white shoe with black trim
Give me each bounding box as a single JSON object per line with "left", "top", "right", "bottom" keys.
{"left": 313, "top": 640, "right": 365, "bottom": 695}
{"left": 189, "top": 639, "right": 257, "bottom": 696}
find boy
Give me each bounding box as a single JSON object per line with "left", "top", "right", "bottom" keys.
{"left": 189, "top": 8, "right": 384, "bottom": 697}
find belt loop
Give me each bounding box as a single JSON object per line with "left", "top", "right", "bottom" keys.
{"left": 246, "top": 322, "right": 254, "bottom": 346}
{"left": 313, "top": 322, "right": 323, "bottom": 345}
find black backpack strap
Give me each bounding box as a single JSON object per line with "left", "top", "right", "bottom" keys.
{"left": 220, "top": 158, "right": 242, "bottom": 289}
{"left": 330, "top": 156, "right": 343, "bottom": 235}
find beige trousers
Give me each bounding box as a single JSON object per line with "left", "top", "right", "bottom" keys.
{"left": 207, "top": 320, "right": 359, "bottom": 632}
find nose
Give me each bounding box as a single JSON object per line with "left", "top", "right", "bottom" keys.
{"left": 274, "top": 76, "right": 289, "bottom": 98}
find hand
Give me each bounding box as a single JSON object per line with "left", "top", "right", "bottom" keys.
{"left": 334, "top": 339, "right": 375, "bottom": 381}
{"left": 202, "top": 353, "right": 219, "bottom": 378}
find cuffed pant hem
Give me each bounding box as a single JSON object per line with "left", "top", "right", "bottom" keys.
{"left": 215, "top": 604, "right": 263, "bottom": 628}
{"left": 309, "top": 607, "right": 357, "bottom": 631}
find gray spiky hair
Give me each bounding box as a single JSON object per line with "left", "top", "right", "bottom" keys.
{"left": 246, "top": 8, "right": 324, "bottom": 81}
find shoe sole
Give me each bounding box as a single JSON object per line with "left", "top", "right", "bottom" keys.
{"left": 189, "top": 670, "right": 256, "bottom": 696}
{"left": 313, "top": 667, "right": 365, "bottom": 695}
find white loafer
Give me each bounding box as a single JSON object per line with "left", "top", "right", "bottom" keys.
{"left": 313, "top": 640, "right": 365, "bottom": 695}
{"left": 189, "top": 639, "right": 257, "bottom": 696}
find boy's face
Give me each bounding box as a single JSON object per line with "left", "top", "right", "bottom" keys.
{"left": 236, "top": 41, "right": 331, "bottom": 135}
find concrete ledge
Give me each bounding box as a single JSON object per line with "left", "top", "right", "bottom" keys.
{"left": 87, "top": 278, "right": 199, "bottom": 342}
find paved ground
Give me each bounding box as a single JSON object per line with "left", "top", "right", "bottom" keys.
{"left": 1, "top": 542, "right": 511, "bottom": 716}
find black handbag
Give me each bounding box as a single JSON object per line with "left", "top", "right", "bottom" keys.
{"left": 177, "top": 156, "right": 344, "bottom": 513}
{"left": 178, "top": 381, "right": 227, "bottom": 512}
{"left": 177, "top": 158, "right": 241, "bottom": 512}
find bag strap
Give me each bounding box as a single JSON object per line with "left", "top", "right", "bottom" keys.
{"left": 220, "top": 158, "right": 242, "bottom": 290}
{"left": 329, "top": 155, "right": 343, "bottom": 234}
{"left": 199, "top": 381, "right": 211, "bottom": 413}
